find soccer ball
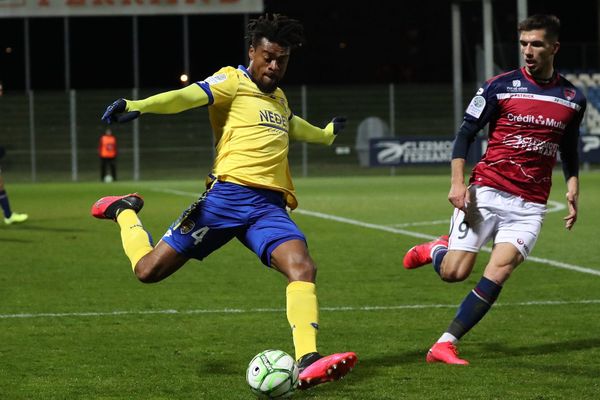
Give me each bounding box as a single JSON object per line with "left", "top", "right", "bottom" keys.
{"left": 246, "top": 349, "right": 299, "bottom": 398}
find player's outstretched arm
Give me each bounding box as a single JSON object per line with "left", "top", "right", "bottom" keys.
{"left": 101, "top": 84, "right": 210, "bottom": 124}
{"left": 288, "top": 115, "right": 346, "bottom": 145}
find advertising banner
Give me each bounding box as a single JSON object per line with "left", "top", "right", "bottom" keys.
{"left": 581, "top": 134, "right": 600, "bottom": 163}
{"left": 369, "top": 136, "right": 484, "bottom": 167}
{"left": 0, "top": 0, "right": 263, "bottom": 17}
{"left": 370, "top": 135, "right": 600, "bottom": 167}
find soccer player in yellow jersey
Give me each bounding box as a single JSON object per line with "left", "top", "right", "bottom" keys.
{"left": 92, "top": 14, "right": 356, "bottom": 389}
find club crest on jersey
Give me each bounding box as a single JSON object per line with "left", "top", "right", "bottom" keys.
{"left": 180, "top": 219, "right": 196, "bottom": 235}
{"left": 564, "top": 88, "right": 576, "bottom": 101}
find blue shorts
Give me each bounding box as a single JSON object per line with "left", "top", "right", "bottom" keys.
{"left": 161, "top": 181, "right": 306, "bottom": 266}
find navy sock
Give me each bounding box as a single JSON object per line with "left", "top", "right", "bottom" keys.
{"left": 432, "top": 247, "right": 447, "bottom": 276}
{"left": 0, "top": 190, "right": 11, "bottom": 218}
{"left": 447, "top": 276, "right": 502, "bottom": 340}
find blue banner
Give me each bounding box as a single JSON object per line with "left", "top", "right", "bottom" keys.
{"left": 369, "top": 135, "right": 600, "bottom": 167}
{"left": 581, "top": 135, "right": 600, "bottom": 163}
{"left": 369, "top": 136, "right": 483, "bottom": 166}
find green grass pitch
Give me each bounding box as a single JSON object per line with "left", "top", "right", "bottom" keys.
{"left": 1, "top": 173, "right": 600, "bottom": 399}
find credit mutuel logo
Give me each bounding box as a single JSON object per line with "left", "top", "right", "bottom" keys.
{"left": 506, "top": 113, "right": 566, "bottom": 129}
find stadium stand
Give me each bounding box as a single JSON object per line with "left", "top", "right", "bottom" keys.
{"left": 564, "top": 71, "right": 600, "bottom": 134}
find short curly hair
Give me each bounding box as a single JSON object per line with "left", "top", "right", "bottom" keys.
{"left": 518, "top": 14, "right": 560, "bottom": 42}
{"left": 246, "top": 14, "right": 306, "bottom": 49}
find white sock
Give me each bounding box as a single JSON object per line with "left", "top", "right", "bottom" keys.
{"left": 437, "top": 332, "right": 458, "bottom": 344}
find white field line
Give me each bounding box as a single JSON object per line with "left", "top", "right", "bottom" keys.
{"left": 2, "top": 299, "right": 600, "bottom": 319}
{"left": 391, "top": 219, "right": 450, "bottom": 228}
{"left": 391, "top": 200, "right": 565, "bottom": 228}
{"left": 295, "top": 208, "right": 600, "bottom": 276}
{"left": 151, "top": 188, "right": 599, "bottom": 276}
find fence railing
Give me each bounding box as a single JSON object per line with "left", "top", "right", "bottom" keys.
{"left": 0, "top": 84, "right": 466, "bottom": 182}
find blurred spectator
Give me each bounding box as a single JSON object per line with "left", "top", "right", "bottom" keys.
{"left": 99, "top": 127, "right": 117, "bottom": 182}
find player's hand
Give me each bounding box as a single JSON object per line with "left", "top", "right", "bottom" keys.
{"left": 330, "top": 116, "right": 347, "bottom": 135}
{"left": 563, "top": 191, "right": 578, "bottom": 230}
{"left": 448, "top": 182, "right": 468, "bottom": 211}
{"left": 101, "top": 98, "right": 140, "bottom": 124}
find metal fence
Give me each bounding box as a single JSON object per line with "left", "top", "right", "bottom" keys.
{"left": 0, "top": 84, "right": 462, "bottom": 182}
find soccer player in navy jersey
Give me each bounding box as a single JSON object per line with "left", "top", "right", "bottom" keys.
{"left": 403, "top": 14, "right": 586, "bottom": 364}
{"left": 92, "top": 14, "right": 356, "bottom": 388}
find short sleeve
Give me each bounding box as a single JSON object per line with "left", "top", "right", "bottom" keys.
{"left": 196, "top": 67, "right": 239, "bottom": 106}
{"left": 463, "top": 80, "right": 499, "bottom": 128}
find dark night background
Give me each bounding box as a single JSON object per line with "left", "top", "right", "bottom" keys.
{"left": 0, "top": 0, "right": 598, "bottom": 91}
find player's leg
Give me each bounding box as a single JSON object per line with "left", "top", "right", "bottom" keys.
{"left": 237, "top": 187, "right": 356, "bottom": 389}
{"left": 91, "top": 193, "right": 192, "bottom": 282}
{"left": 132, "top": 241, "right": 189, "bottom": 283}
{"left": 270, "top": 240, "right": 357, "bottom": 389}
{"left": 426, "top": 188, "right": 544, "bottom": 364}
{"left": 437, "top": 249, "right": 478, "bottom": 282}
{"left": 404, "top": 208, "right": 486, "bottom": 280}
{"left": 427, "top": 243, "right": 522, "bottom": 365}
{"left": 441, "top": 206, "right": 544, "bottom": 343}
{"left": 100, "top": 158, "right": 107, "bottom": 181}
{"left": 270, "top": 239, "right": 318, "bottom": 358}
{"left": 0, "top": 172, "right": 28, "bottom": 225}
{"left": 422, "top": 186, "right": 499, "bottom": 363}
{"left": 110, "top": 159, "right": 117, "bottom": 181}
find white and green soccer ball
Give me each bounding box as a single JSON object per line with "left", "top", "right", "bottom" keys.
{"left": 246, "top": 349, "right": 299, "bottom": 398}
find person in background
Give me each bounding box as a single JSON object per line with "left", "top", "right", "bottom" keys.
{"left": 99, "top": 127, "right": 118, "bottom": 182}
{"left": 0, "top": 146, "right": 28, "bottom": 225}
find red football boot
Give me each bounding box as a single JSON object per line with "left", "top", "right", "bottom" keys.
{"left": 297, "top": 351, "right": 357, "bottom": 390}
{"left": 426, "top": 341, "right": 469, "bottom": 365}
{"left": 403, "top": 235, "right": 449, "bottom": 269}
{"left": 91, "top": 193, "right": 144, "bottom": 221}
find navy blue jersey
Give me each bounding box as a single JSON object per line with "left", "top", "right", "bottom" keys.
{"left": 463, "top": 67, "right": 586, "bottom": 203}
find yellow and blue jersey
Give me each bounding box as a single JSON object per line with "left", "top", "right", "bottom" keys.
{"left": 126, "top": 65, "right": 336, "bottom": 209}
{"left": 198, "top": 65, "right": 298, "bottom": 208}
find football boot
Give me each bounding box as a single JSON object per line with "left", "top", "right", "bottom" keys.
{"left": 297, "top": 351, "right": 357, "bottom": 389}
{"left": 426, "top": 341, "right": 469, "bottom": 365}
{"left": 403, "top": 235, "right": 449, "bottom": 269}
{"left": 91, "top": 193, "right": 144, "bottom": 221}
{"left": 4, "top": 212, "right": 28, "bottom": 225}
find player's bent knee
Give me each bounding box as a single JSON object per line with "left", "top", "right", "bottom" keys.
{"left": 440, "top": 271, "right": 469, "bottom": 282}
{"left": 439, "top": 265, "right": 471, "bottom": 282}
{"left": 284, "top": 259, "right": 316, "bottom": 282}
{"left": 439, "top": 254, "right": 475, "bottom": 282}
{"left": 134, "top": 262, "right": 163, "bottom": 283}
